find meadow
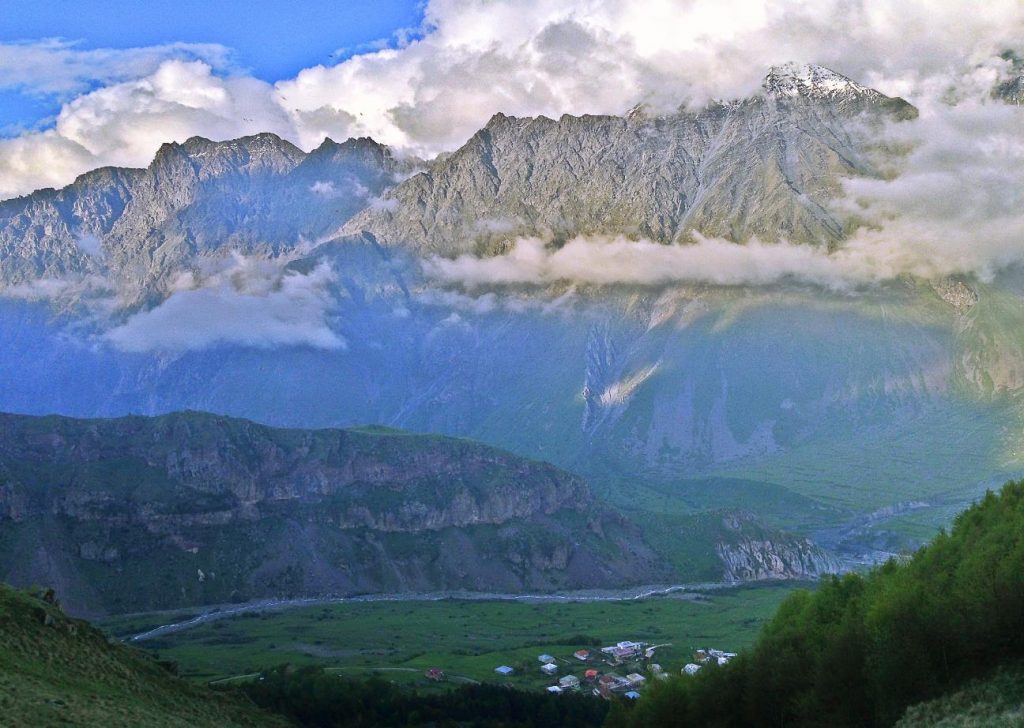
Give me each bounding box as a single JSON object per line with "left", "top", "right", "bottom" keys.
{"left": 100, "top": 583, "right": 800, "bottom": 690}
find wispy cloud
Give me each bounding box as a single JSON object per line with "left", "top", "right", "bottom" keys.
{"left": 0, "top": 38, "right": 232, "bottom": 98}
{"left": 423, "top": 235, "right": 877, "bottom": 290}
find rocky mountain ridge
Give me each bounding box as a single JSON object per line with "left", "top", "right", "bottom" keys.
{"left": 0, "top": 64, "right": 917, "bottom": 302}
{"left": 344, "top": 63, "right": 916, "bottom": 254}
{"left": 0, "top": 411, "right": 840, "bottom": 615}
{"left": 0, "top": 412, "right": 588, "bottom": 532}
{"left": 0, "top": 134, "right": 409, "bottom": 301}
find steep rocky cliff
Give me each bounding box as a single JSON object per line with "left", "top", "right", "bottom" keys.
{"left": 715, "top": 513, "right": 840, "bottom": 581}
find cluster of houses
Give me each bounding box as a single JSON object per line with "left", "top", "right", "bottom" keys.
{"left": 682, "top": 648, "right": 737, "bottom": 676}
{"left": 490, "top": 639, "right": 674, "bottom": 700}
{"left": 430, "top": 641, "right": 739, "bottom": 700}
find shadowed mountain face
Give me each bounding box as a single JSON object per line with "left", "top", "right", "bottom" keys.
{"left": 0, "top": 411, "right": 676, "bottom": 615}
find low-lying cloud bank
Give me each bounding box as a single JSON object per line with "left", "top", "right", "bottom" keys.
{"left": 1, "top": 0, "right": 1021, "bottom": 198}
{"left": 841, "top": 98, "right": 1024, "bottom": 282}
{"left": 62, "top": 254, "right": 344, "bottom": 353}
{"left": 425, "top": 236, "right": 868, "bottom": 290}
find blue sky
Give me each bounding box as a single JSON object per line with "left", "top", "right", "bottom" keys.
{"left": 0, "top": 0, "right": 424, "bottom": 132}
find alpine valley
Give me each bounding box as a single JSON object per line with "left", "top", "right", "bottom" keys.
{"left": 2, "top": 63, "right": 1024, "bottom": 619}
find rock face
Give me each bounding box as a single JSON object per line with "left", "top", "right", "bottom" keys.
{"left": 716, "top": 538, "right": 839, "bottom": 581}
{"left": 0, "top": 412, "right": 667, "bottom": 615}
{"left": 714, "top": 513, "right": 839, "bottom": 581}
{"left": 994, "top": 51, "right": 1024, "bottom": 104}
{"left": 344, "top": 64, "right": 915, "bottom": 254}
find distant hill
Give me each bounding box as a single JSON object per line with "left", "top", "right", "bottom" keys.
{"left": 0, "top": 410, "right": 671, "bottom": 615}
{"left": 0, "top": 582, "right": 282, "bottom": 727}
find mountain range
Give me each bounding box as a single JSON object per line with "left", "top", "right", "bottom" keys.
{"left": 1, "top": 63, "right": 1023, "bottom": 607}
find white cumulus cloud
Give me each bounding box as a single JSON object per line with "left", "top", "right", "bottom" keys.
{"left": 1, "top": 0, "right": 1022, "bottom": 199}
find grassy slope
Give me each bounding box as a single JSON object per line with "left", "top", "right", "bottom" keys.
{"left": 0, "top": 583, "right": 283, "bottom": 728}
{"left": 99, "top": 585, "right": 798, "bottom": 688}
{"left": 896, "top": 666, "right": 1024, "bottom": 728}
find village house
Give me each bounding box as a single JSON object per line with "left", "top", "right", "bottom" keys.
{"left": 683, "top": 663, "right": 702, "bottom": 675}
{"left": 624, "top": 690, "right": 641, "bottom": 700}
{"left": 546, "top": 686, "right": 563, "bottom": 695}
{"left": 537, "top": 654, "right": 555, "bottom": 663}
{"left": 559, "top": 674, "right": 580, "bottom": 690}
{"left": 600, "top": 640, "right": 646, "bottom": 665}
{"left": 574, "top": 649, "right": 590, "bottom": 661}
{"left": 494, "top": 665, "right": 514, "bottom": 676}
{"left": 424, "top": 668, "right": 445, "bottom": 681}
{"left": 694, "top": 648, "right": 737, "bottom": 666}
{"left": 584, "top": 669, "right": 600, "bottom": 682}
{"left": 597, "top": 672, "right": 633, "bottom": 698}
{"left": 540, "top": 662, "right": 558, "bottom": 676}
{"left": 626, "top": 673, "right": 646, "bottom": 688}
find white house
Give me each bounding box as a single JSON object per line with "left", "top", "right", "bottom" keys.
{"left": 626, "top": 673, "right": 646, "bottom": 687}
{"left": 541, "top": 663, "right": 558, "bottom": 676}
{"left": 559, "top": 675, "right": 580, "bottom": 689}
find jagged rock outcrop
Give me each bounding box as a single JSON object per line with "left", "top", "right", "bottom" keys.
{"left": 994, "top": 51, "right": 1024, "bottom": 104}
{"left": 932, "top": 277, "right": 978, "bottom": 313}
{"left": 343, "top": 64, "right": 916, "bottom": 255}
{"left": 717, "top": 539, "right": 839, "bottom": 581}
{"left": 716, "top": 513, "right": 839, "bottom": 580}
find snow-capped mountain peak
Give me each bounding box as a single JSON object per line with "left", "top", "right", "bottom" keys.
{"left": 763, "top": 63, "right": 884, "bottom": 103}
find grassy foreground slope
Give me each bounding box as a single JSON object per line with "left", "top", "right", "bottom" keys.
{"left": 895, "top": 665, "right": 1024, "bottom": 728}
{"left": 0, "top": 583, "right": 282, "bottom": 728}
{"left": 610, "top": 481, "right": 1024, "bottom": 728}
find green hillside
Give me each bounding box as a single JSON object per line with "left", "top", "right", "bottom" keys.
{"left": 611, "top": 480, "right": 1024, "bottom": 727}
{"left": 0, "top": 410, "right": 667, "bottom": 615}
{"left": 0, "top": 583, "right": 282, "bottom": 728}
